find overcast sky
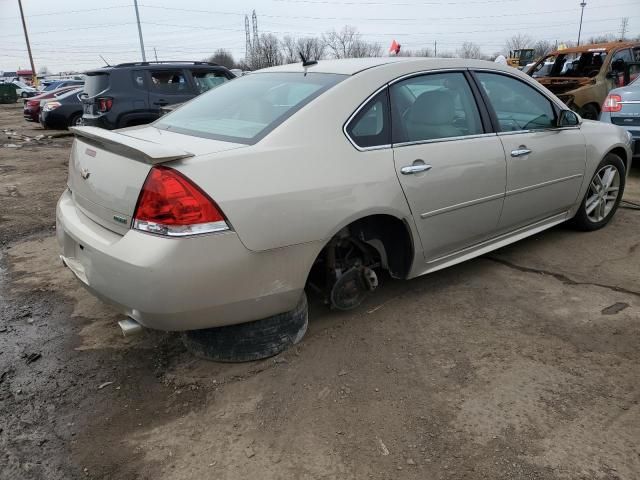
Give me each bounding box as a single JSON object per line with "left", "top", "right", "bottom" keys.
{"left": 1, "top": 0, "right": 638, "bottom": 73}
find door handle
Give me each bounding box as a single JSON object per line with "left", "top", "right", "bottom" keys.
{"left": 511, "top": 147, "right": 532, "bottom": 157}
{"left": 401, "top": 163, "right": 432, "bottom": 175}
{"left": 154, "top": 100, "right": 168, "bottom": 106}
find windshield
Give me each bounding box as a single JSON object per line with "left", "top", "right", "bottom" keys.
{"left": 531, "top": 50, "right": 609, "bottom": 78}
{"left": 155, "top": 72, "right": 346, "bottom": 144}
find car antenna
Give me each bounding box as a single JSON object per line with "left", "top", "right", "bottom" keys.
{"left": 99, "top": 55, "right": 111, "bottom": 67}
{"left": 299, "top": 52, "right": 317, "bottom": 75}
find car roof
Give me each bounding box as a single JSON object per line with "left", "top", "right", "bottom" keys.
{"left": 85, "top": 62, "right": 225, "bottom": 74}
{"left": 259, "top": 57, "right": 510, "bottom": 76}
{"left": 548, "top": 41, "right": 639, "bottom": 56}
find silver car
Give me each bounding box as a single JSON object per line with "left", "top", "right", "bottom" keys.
{"left": 56, "top": 58, "right": 633, "bottom": 354}
{"left": 600, "top": 74, "right": 640, "bottom": 159}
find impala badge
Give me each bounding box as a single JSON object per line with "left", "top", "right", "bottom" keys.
{"left": 80, "top": 168, "right": 91, "bottom": 180}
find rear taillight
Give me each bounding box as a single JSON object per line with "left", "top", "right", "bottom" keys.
{"left": 602, "top": 94, "right": 622, "bottom": 112}
{"left": 132, "top": 166, "right": 229, "bottom": 237}
{"left": 97, "top": 97, "right": 113, "bottom": 112}
{"left": 43, "top": 101, "right": 61, "bottom": 112}
{"left": 27, "top": 99, "right": 38, "bottom": 107}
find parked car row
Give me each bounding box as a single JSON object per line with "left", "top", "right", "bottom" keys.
{"left": 80, "top": 61, "right": 234, "bottom": 129}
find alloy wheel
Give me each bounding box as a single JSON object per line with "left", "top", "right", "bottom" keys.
{"left": 585, "top": 165, "right": 620, "bottom": 223}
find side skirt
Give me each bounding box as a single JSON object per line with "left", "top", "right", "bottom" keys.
{"left": 413, "top": 211, "right": 569, "bottom": 277}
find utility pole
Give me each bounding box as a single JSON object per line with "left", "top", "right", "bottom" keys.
{"left": 577, "top": 1, "right": 587, "bottom": 46}
{"left": 133, "top": 0, "right": 146, "bottom": 62}
{"left": 619, "top": 17, "right": 629, "bottom": 40}
{"left": 154, "top": 47, "right": 158, "bottom": 62}
{"left": 434, "top": 40, "right": 437, "bottom": 57}
{"left": 17, "top": 0, "right": 37, "bottom": 87}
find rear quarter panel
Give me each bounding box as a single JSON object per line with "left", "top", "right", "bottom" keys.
{"left": 172, "top": 70, "right": 417, "bottom": 253}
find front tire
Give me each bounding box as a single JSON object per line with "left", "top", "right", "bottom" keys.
{"left": 181, "top": 293, "right": 308, "bottom": 362}
{"left": 68, "top": 113, "right": 83, "bottom": 128}
{"left": 571, "top": 153, "right": 625, "bottom": 231}
{"left": 579, "top": 103, "right": 599, "bottom": 120}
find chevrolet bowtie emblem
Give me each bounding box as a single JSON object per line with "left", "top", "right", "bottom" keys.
{"left": 80, "top": 168, "right": 91, "bottom": 180}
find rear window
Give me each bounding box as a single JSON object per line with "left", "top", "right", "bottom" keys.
{"left": 155, "top": 72, "right": 346, "bottom": 144}
{"left": 84, "top": 73, "right": 110, "bottom": 97}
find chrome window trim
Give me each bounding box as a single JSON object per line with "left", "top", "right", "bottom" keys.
{"left": 420, "top": 191, "right": 504, "bottom": 219}
{"left": 393, "top": 132, "right": 497, "bottom": 149}
{"left": 505, "top": 173, "right": 584, "bottom": 197}
{"left": 388, "top": 68, "right": 465, "bottom": 86}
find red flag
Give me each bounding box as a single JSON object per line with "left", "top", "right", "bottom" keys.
{"left": 389, "top": 39, "right": 401, "bottom": 55}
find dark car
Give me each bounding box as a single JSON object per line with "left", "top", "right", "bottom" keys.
{"left": 40, "top": 88, "right": 84, "bottom": 129}
{"left": 23, "top": 86, "right": 81, "bottom": 122}
{"left": 41, "top": 79, "right": 84, "bottom": 92}
{"left": 80, "top": 61, "right": 234, "bottom": 129}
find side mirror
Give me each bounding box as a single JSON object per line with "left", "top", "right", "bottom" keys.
{"left": 558, "top": 109, "right": 580, "bottom": 127}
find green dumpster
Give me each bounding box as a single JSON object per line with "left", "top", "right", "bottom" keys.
{"left": 0, "top": 83, "right": 18, "bottom": 104}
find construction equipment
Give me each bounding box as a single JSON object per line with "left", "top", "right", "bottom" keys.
{"left": 507, "top": 49, "right": 536, "bottom": 69}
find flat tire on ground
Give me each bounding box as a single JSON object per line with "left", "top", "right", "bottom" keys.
{"left": 181, "top": 293, "right": 308, "bottom": 362}
{"left": 571, "top": 153, "right": 626, "bottom": 231}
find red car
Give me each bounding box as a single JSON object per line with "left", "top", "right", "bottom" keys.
{"left": 23, "top": 86, "right": 79, "bottom": 122}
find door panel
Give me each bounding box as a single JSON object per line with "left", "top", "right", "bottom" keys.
{"left": 497, "top": 130, "right": 586, "bottom": 229}
{"left": 393, "top": 137, "right": 507, "bottom": 260}
{"left": 473, "top": 71, "right": 586, "bottom": 231}
{"left": 390, "top": 71, "right": 507, "bottom": 261}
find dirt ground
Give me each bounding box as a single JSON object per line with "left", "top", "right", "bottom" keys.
{"left": 1, "top": 101, "right": 639, "bottom": 480}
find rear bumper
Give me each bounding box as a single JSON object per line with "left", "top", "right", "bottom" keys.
{"left": 56, "top": 189, "right": 314, "bottom": 331}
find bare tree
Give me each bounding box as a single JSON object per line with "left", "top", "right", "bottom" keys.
{"left": 532, "top": 40, "right": 555, "bottom": 59}
{"left": 298, "top": 36, "right": 325, "bottom": 62}
{"left": 281, "top": 36, "right": 298, "bottom": 64}
{"left": 249, "top": 33, "right": 283, "bottom": 70}
{"left": 281, "top": 36, "right": 326, "bottom": 64}
{"left": 414, "top": 47, "right": 433, "bottom": 57}
{"left": 323, "top": 26, "right": 381, "bottom": 59}
{"left": 587, "top": 34, "right": 616, "bottom": 44}
{"left": 38, "top": 66, "right": 50, "bottom": 75}
{"left": 504, "top": 34, "right": 533, "bottom": 54}
{"left": 457, "top": 41, "right": 483, "bottom": 59}
{"left": 207, "top": 49, "right": 235, "bottom": 69}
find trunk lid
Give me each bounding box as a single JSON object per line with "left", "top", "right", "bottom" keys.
{"left": 610, "top": 87, "right": 640, "bottom": 127}
{"left": 68, "top": 126, "right": 246, "bottom": 235}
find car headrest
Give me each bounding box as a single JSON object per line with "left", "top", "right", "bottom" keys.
{"left": 408, "top": 90, "right": 456, "bottom": 125}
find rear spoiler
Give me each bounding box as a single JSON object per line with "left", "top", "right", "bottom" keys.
{"left": 70, "top": 126, "right": 193, "bottom": 164}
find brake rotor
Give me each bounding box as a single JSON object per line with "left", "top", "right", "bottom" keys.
{"left": 330, "top": 267, "right": 378, "bottom": 311}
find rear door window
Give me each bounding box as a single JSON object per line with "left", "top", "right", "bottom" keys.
{"left": 149, "top": 70, "right": 190, "bottom": 94}
{"left": 190, "top": 70, "right": 228, "bottom": 94}
{"left": 390, "top": 72, "right": 483, "bottom": 143}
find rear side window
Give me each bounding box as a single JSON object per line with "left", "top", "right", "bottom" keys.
{"left": 132, "top": 70, "right": 146, "bottom": 89}
{"left": 475, "top": 72, "right": 556, "bottom": 131}
{"left": 345, "top": 90, "right": 391, "bottom": 148}
{"left": 84, "top": 73, "right": 109, "bottom": 96}
{"left": 149, "top": 70, "right": 188, "bottom": 94}
{"left": 155, "top": 72, "right": 345, "bottom": 144}
{"left": 191, "top": 70, "right": 228, "bottom": 94}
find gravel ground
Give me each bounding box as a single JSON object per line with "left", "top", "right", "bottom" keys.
{"left": 1, "top": 102, "right": 639, "bottom": 480}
